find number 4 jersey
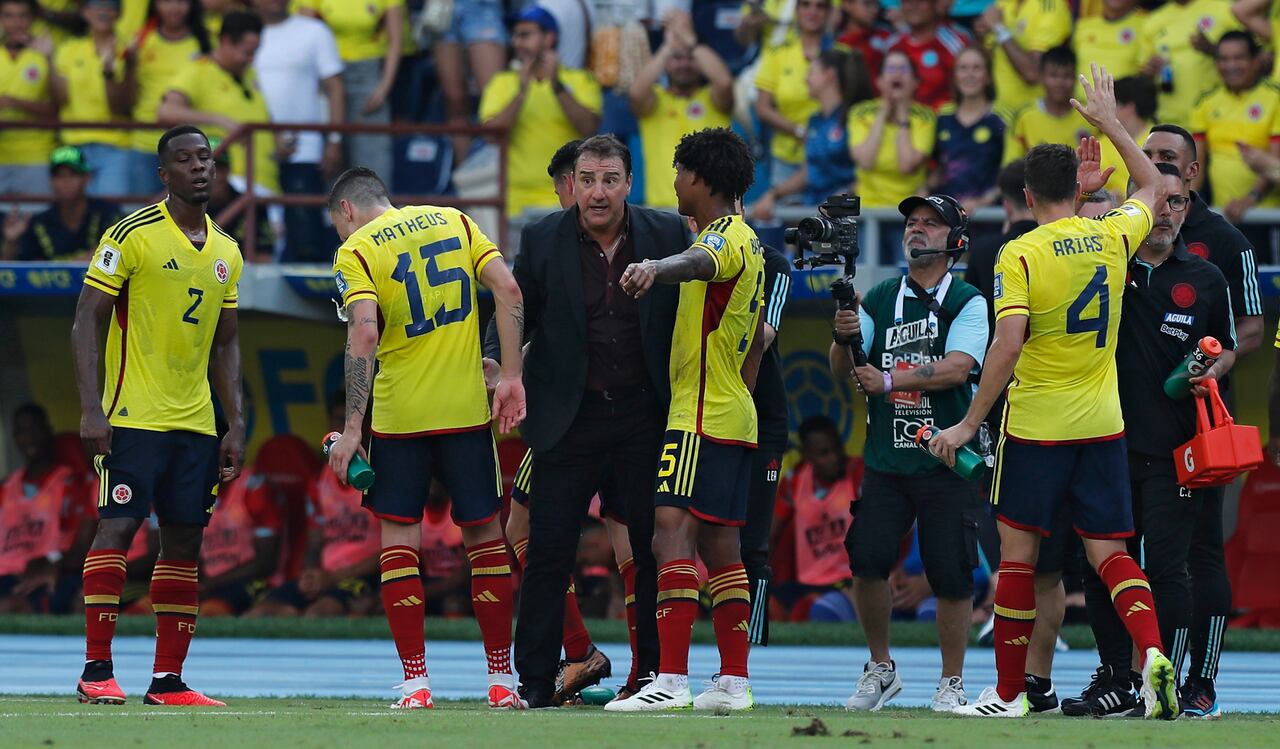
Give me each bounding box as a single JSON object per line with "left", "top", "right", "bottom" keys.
{"left": 83, "top": 201, "right": 243, "bottom": 436}
{"left": 332, "top": 206, "right": 502, "bottom": 436}
{"left": 993, "top": 198, "right": 1153, "bottom": 442}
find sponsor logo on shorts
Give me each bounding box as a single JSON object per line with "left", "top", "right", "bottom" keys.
{"left": 111, "top": 484, "right": 133, "bottom": 505}
{"left": 213, "top": 258, "right": 230, "bottom": 285}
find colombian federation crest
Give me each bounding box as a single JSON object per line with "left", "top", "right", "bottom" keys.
{"left": 112, "top": 484, "right": 133, "bottom": 505}
{"left": 214, "top": 258, "right": 230, "bottom": 284}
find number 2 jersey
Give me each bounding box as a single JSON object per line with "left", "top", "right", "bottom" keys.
{"left": 667, "top": 214, "right": 765, "bottom": 445}
{"left": 993, "top": 199, "right": 1153, "bottom": 442}
{"left": 83, "top": 201, "right": 243, "bottom": 436}
{"left": 332, "top": 206, "right": 502, "bottom": 436}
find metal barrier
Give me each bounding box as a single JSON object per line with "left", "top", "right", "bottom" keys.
{"left": 0, "top": 119, "right": 509, "bottom": 257}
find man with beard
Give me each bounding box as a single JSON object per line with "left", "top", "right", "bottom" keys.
{"left": 1063, "top": 162, "right": 1237, "bottom": 719}
{"left": 829, "top": 194, "right": 988, "bottom": 712}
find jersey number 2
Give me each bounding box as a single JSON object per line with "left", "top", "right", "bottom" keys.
{"left": 391, "top": 237, "right": 472, "bottom": 338}
{"left": 1066, "top": 265, "right": 1109, "bottom": 348}
{"left": 181, "top": 287, "right": 203, "bottom": 325}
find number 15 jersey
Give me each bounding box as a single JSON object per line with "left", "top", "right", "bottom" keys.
{"left": 993, "top": 199, "right": 1152, "bottom": 442}
{"left": 332, "top": 206, "right": 503, "bottom": 437}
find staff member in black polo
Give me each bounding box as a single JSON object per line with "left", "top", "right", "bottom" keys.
{"left": 1064, "top": 163, "right": 1237, "bottom": 719}
{"left": 486, "top": 134, "right": 686, "bottom": 708}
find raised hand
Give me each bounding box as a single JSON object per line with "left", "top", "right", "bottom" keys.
{"left": 1077, "top": 136, "right": 1115, "bottom": 196}
{"left": 1070, "top": 63, "right": 1118, "bottom": 131}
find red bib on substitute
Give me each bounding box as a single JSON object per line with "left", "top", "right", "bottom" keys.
{"left": 791, "top": 462, "right": 857, "bottom": 587}
{"left": 202, "top": 472, "right": 279, "bottom": 579}
{"left": 420, "top": 502, "right": 464, "bottom": 579}
{"left": 0, "top": 465, "right": 75, "bottom": 576}
{"left": 311, "top": 468, "right": 379, "bottom": 573}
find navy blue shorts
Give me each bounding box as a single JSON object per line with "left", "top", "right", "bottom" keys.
{"left": 510, "top": 448, "right": 627, "bottom": 523}
{"left": 365, "top": 426, "right": 501, "bottom": 526}
{"left": 654, "top": 430, "right": 752, "bottom": 526}
{"left": 991, "top": 436, "right": 1134, "bottom": 540}
{"left": 94, "top": 427, "right": 220, "bottom": 527}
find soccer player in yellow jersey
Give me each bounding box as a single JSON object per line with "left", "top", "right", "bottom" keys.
{"left": 608, "top": 128, "right": 764, "bottom": 713}
{"left": 1005, "top": 47, "right": 1096, "bottom": 164}
{"left": 71, "top": 126, "right": 244, "bottom": 708}
{"left": 324, "top": 168, "right": 528, "bottom": 711}
{"left": 932, "top": 66, "right": 1180, "bottom": 720}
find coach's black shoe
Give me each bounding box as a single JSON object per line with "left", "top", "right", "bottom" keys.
{"left": 1025, "top": 675, "right": 1059, "bottom": 713}
{"left": 1060, "top": 666, "right": 1136, "bottom": 717}
{"left": 519, "top": 684, "right": 556, "bottom": 709}
{"left": 1180, "top": 676, "right": 1222, "bottom": 719}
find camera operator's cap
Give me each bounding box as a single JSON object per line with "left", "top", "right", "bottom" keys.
{"left": 49, "top": 145, "right": 91, "bottom": 175}
{"left": 898, "top": 194, "right": 964, "bottom": 229}
{"left": 509, "top": 5, "right": 559, "bottom": 35}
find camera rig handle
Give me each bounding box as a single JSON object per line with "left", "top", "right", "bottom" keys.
{"left": 830, "top": 275, "right": 867, "bottom": 367}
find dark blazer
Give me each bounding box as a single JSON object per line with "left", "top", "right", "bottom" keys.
{"left": 485, "top": 204, "right": 687, "bottom": 452}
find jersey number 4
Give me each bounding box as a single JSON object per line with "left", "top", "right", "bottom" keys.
{"left": 391, "top": 237, "right": 472, "bottom": 338}
{"left": 1066, "top": 265, "right": 1109, "bottom": 348}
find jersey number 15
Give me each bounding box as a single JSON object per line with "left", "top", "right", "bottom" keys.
{"left": 391, "top": 236, "right": 472, "bottom": 338}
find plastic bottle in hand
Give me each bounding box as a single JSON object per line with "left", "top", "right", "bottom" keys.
{"left": 915, "top": 425, "right": 992, "bottom": 481}
{"left": 321, "top": 431, "right": 375, "bottom": 491}
{"left": 1163, "top": 336, "right": 1222, "bottom": 400}
{"left": 1159, "top": 45, "right": 1174, "bottom": 94}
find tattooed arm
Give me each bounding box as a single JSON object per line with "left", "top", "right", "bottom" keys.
{"left": 479, "top": 259, "right": 527, "bottom": 433}
{"left": 852, "top": 351, "right": 978, "bottom": 395}
{"left": 618, "top": 247, "right": 717, "bottom": 298}
{"left": 328, "top": 299, "right": 378, "bottom": 484}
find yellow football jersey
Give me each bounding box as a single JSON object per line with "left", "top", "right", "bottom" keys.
{"left": 1190, "top": 82, "right": 1280, "bottom": 206}
{"left": 0, "top": 46, "right": 56, "bottom": 165}
{"left": 988, "top": 0, "right": 1072, "bottom": 113}
{"left": 332, "top": 206, "right": 502, "bottom": 436}
{"left": 129, "top": 31, "right": 202, "bottom": 153}
{"left": 639, "top": 86, "right": 732, "bottom": 208}
{"left": 83, "top": 202, "right": 244, "bottom": 436}
{"left": 1071, "top": 12, "right": 1145, "bottom": 99}
{"left": 667, "top": 215, "right": 765, "bottom": 445}
{"left": 1005, "top": 101, "right": 1096, "bottom": 163}
{"left": 846, "top": 99, "right": 936, "bottom": 208}
{"left": 993, "top": 199, "right": 1153, "bottom": 442}
{"left": 755, "top": 38, "right": 824, "bottom": 165}
{"left": 1139, "top": 0, "right": 1242, "bottom": 124}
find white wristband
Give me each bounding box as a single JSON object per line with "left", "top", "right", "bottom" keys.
{"left": 882, "top": 370, "right": 893, "bottom": 393}
{"left": 994, "top": 24, "right": 1014, "bottom": 45}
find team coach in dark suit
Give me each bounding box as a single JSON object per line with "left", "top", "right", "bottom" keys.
{"left": 485, "top": 134, "right": 686, "bottom": 707}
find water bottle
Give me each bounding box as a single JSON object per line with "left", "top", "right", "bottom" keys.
{"left": 321, "top": 431, "right": 376, "bottom": 491}
{"left": 1163, "top": 336, "right": 1222, "bottom": 400}
{"left": 914, "top": 425, "right": 993, "bottom": 481}
{"left": 1159, "top": 45, "right": 1174, "bottom": 94}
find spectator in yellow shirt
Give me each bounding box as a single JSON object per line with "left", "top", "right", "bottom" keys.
{"left": 1191, "top": 30, "right": 1280, "bottom": 222}
{"left": 50, "top": 0, "right": 136, "bottom": 198}
{"left": 298, "top": 0, "right": 403, "bottom": 183}
{"left": 755, "top": 0, "right": 839, "bottom": 188}
{"left": 158, "top": 11, "right": 279, "bottom": 198}
{"left": 0, "top": 0, "right": 57, "bottom": 206}
{"left": 1098, "top": 76, "right": 1156, "bottom": 197}
{"left": 1073, "top": 0, "right": 1145, "bottom": 95}
{"left": 974, "top": 0, "right": 1071, "bottom": 114}
{"left": 848, "top": 50, "right": 935, "bottom": 209}
{"left": 479, "top": 6, "right": 601, "bottom": 218}
{"left": 1139, "top": 0, "right": 1242, "bottom": 125}
{"left": 1005, "top": 46, "right": 1095, "bottom": 163}
{"left": 629, "top": 9, "right": 733, "bottom": 208}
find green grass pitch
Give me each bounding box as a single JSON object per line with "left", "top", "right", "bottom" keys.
{"left": 2, "top": 697, "right": 1277, "bottom": 749}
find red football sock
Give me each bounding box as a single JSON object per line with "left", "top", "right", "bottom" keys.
{"left": 511, "top": 537, "right": 528, "bottom": 570}
{"left": 562, "top": 580, "right": 593, "bottom": 661}
{"left": 993, "top": 561, "right": 1036, "bottom": 702}
{"left": 708, "top": 564, "right": 751, "bottom": 678}
{"left": 656, "top": 559, "right": 701, "bottom": 676}
{"left": 83, "top": 549, "right": 127, "bottom": 662}
{"left": 150, "top": 560, "right": 199, "bottom": 675}
{"left": 618, "top": 556, "right": 639, "bottom": 686}
{"left": 379, "top": 546, "right": 426, "bottom": 680}
{"left": 467, "top": 539, "right": 514, "bottom": 674}
{"left": 1098, "top": 552, "right": 1163, "bottom": 661}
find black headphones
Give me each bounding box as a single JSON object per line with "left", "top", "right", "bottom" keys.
{"left": 932, "top": 194, "right": 970, "bottom": 256}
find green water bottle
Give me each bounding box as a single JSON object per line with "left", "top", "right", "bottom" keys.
{"left": 915, "top": 425, "right": 992, "bottom": 481}
{"left": 322, "top": 431, "right": 375, "bottom": 491}
{"left": 1163, "top": 336, "right": 1222, "bottom": 400}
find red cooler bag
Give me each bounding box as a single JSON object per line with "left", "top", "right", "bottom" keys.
{"left": 1174, "top": 379, "right": 1264, "bottom": 488}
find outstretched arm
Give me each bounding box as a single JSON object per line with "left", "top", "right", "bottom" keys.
{"left": 617, "top": 247, "right": 717, "bottom": 298}
{"left": 1071, "top": 63, "right": 1166, "bottom": 214}
{"left": 930, "top": 314, "right": 1027, "bottom": 466}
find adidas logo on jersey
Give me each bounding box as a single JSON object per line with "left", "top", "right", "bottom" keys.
{"left": 658, "top": 481, "right": 671, "bottom": 493}
{"left": 1004, "top": 636, "right": 1030, "bottom": 646}
{"left": 473, "top": 591, "right": 499, "bottom": 603}
{"left": 163, "top": 258, "right": 180, "bottom": 270}
{"left": 116, "top": 407, "right": 128, "bottom": 417}
{"left": 1126, "top": 601, "right": 1151, "bottom": 617}
{"left": 393, "top": 595, "right": 423, "bottom": 607}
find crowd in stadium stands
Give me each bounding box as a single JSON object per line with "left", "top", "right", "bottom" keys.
{"left": 3, "top": 0, "right": 1280, "bottom": 261}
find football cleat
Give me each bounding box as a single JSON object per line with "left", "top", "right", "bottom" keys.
{"left": 603, "top": 673, "right": 692, "bottom": 712}
{"left": 1026, "top": 685, "right": 1060, "bottom": 714}
{"left": 952, "top": 686, "right": 1028, "bottom": 718}
{"left": 931, "top": 676, "right": 967, "bottom": 712}
{"left": 77, "top": 677, "right": 126, "bottom": 705}
{"left": 554, "top": 646, "right": 611, "bottom": 704}
{"left": 390, "top": 677, "right": 433, "bottom": 710}
{"left": 1179, "top": 677, "right": 1222, "bottom": 719}
{"left": 845, "top": 661, "right": 902, "bottom": 712}
{"left": 693, "top": 674, "right": 753, "bottom": 712}
{"left": 488, "top": 674, "right": 527, "bottom": 710}
{"left": 1061, "top": 666, "right": 1135, "bottom": 717}
{"left": 1140, "top": 648, "right": 1179, "bottom": 721}
{"left": 143, "top": 677, "right": 226, "bottom": 707}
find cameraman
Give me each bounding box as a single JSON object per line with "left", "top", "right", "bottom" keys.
{"left": 829, "top": 194, "right": 988, "bottom": 712}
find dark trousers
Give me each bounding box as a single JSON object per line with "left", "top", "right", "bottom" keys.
{"left": 278, "top": 162, "right": 339, "bottom": 263}
{"left": 741, "top": 446, "right": 782, "bottom": 646}
{"left": 1187, "top": 484, "right": 1231, "bottom": 682}
{"left": 514, "top": 390, "right": 664, "bottom": 696}
{"left": 1083, "top": 454, "right": 1203, "bottom": 674}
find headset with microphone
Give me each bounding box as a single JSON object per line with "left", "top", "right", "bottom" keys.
{"left": 906, "top": 194, "right": 970, "bottom": 260}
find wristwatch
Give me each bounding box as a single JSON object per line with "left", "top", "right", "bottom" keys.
{"left": 551, "top": 77, "right": 566, "bottom": 95}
